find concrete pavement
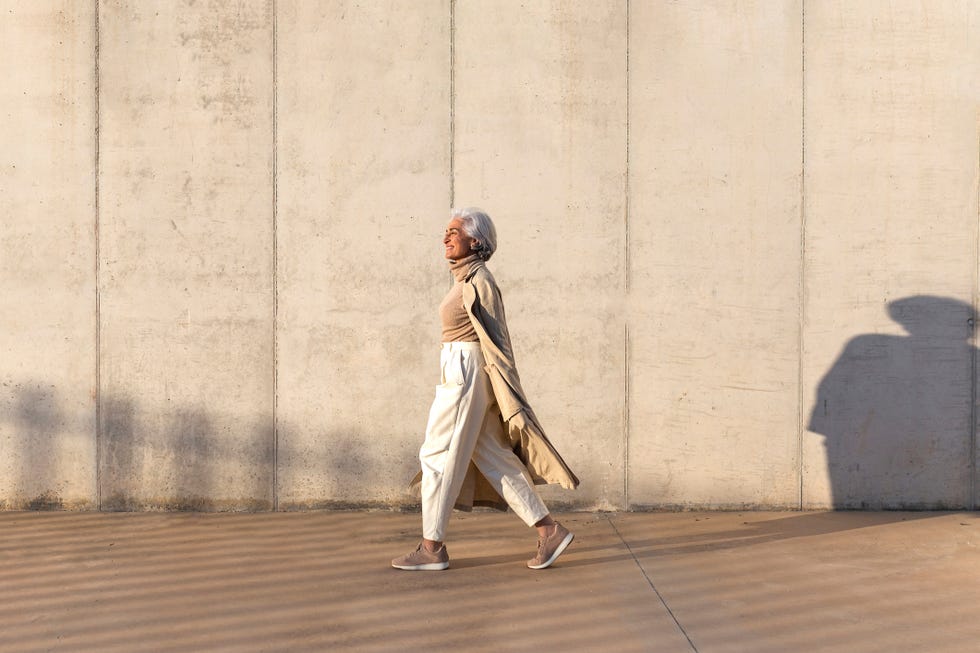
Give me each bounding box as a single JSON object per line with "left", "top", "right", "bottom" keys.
{"left": 1, "top": 510, "right": 978, "bottom": 652}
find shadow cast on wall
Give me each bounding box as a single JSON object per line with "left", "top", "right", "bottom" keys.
{"left": 2, "top": 383, "right": 75, "bottom": 510}
{"left": 0, "top": 384, "right": 399, "bottom": 512}
{"left": 4, "top": 294, "right": 977, "bottom": 511}
{"left": 808, "top": 295, "right": 976, "bottom": 509}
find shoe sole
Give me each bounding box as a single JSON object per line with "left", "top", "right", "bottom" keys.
{"left": 391, "top": 561, "right": 449, "bottom": 571}
{"left": 527, "top": 532, "right": 574, "bottom": 570}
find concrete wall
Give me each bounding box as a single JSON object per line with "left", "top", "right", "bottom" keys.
{"left": 1, "top": 1, "right": 978, "bottom": 511}
{"left": 1, "top": 2, "right": 98, "bottom": 509}
{"left": 97, "top": 1, "right": 275, "bottom": 510}
{"left": 275, "top": 1, "right": 450, "bottom": 509}
{"left": 802, "top": 1, "right": 980, "bottom": 509}
{"left": 628, "top": 1, "right": 804, "bottom": 508}
{"left": 453, "top": 1, "right": 628, "bottom": 509}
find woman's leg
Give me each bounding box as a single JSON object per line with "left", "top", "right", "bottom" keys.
{"left": 469, "top": 402, "right": 550, "bottom": 528}
{"left": 394, "top": 344, "right": 492, "bottom": 570}
{"left": 470, "top": 401, "right": 574, "bottom": 569}
{"left": 418, "top": 344, "right": 492, "bottom": 545}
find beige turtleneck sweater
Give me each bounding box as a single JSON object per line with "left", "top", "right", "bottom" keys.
{"left": 440, "top": 254, "right": 480, "bottom": 342}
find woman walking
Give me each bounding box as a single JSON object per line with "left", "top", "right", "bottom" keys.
{"left": 392, "top": 208, "right": 579, "bottom": 571}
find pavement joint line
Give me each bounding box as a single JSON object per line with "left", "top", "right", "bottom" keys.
{"left": 605, "top": 514, "right": 699, "bottom": 653}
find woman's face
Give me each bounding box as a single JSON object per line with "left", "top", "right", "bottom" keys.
{"left": 444, "top": 218, "right": 478, "bottom": 260}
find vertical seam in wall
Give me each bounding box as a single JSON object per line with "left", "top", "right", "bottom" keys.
{"left": 272, "top": 0, "right": 279, "bottom": 512}
{"left": 972, "top": 130, "right": 979, "bottom": 511}
{"left": 624, "top": 325, "right": 630, "bottom": 510}
{"left": 449, "top": 0, "right": 456, "bottom": 209}
{"left": 94, "top": 0, "right": 103, "bottom": 512}
{"left": 797, "top": 1, "right": 807, "bottom": 511}
{"left": 623, "top": 0, "right": 631, "bottom": 511}
{"left": 624, "top": 0, "right": 631, "bottom": 297}
{"left": 447, "top": 0, "right": 456, "bottom": 291}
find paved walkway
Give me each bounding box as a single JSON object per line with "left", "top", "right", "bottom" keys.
{"left": 1, "top": 510, "right": 978, "bottom": 652}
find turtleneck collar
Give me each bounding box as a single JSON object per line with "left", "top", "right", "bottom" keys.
{"left": 449, "top": 253, "right": 483, "bottom": 282}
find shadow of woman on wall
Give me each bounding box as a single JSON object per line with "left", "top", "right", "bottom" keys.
{"left": 808, "top": 295, "right": 976, "bottom": 509}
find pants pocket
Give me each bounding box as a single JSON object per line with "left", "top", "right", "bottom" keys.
{"left": 449, "top": 350, "right": 466, "bottom": 386}
{"left": 439, "top": 349, "right": 466, "bottom": 387}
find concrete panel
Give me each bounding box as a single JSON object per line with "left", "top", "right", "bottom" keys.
{"left": 0, "top": 3, "right": 97, "bottom": 509}
{"left": 453, "top": 1, "right": 628, "bottom": 509}
{"left": 275, "top": 1, "right": 451, "bottom": 508}
{"left": 802, "top": 1, "right": 980, "bottom": 509}
{"left": 5, "top": 2, "right": 978, "bottom": 513}
{"left": 98, "top": 1, "right": 274, "bottom": 510}
{"left": 628, "top": 2, "right": 804, "bottom": 508}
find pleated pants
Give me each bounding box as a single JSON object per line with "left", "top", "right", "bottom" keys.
{"left": 420, "top": 341, "right": 549, "bottom": 541}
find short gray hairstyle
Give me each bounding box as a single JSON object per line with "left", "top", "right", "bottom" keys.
{"left": 451, "top": 207, "right": 497, "bottom": 261}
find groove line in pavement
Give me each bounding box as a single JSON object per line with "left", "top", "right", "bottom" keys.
{"left": 606, "top": 514, "right": 699, "bottom": 652}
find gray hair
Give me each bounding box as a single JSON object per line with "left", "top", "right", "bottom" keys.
{"left": 451, "top": 207, "right": 497, "bottom": 261}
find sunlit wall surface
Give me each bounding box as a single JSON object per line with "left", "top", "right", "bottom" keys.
{"left": 1, "top": 1, "right": 977, "bottom": 511}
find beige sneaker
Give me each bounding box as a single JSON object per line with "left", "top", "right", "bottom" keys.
{"left": 527, "top": 522, "right": 574, "bottom": 569}
{"left": 391, "top": 542, "right": 450, "bottom": 571}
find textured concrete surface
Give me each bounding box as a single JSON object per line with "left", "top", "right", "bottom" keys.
{"left": 801, "top": 1, "right": 980, "bottom": 509}
{"left": 275, "top": 0, "right": 451, "bottom": 510}
{"left": 453, "top": 0, "right": 628, "bottom": 509}
{"left": 2, "top": 2, "right": 980, "bottom": 511}
{"left": 0, "top": 2, "right": 98, "bottom": 510}
{"left": 97, "top": 1, "right": 275, "bottom": 510}
{"left": 1, "top": 510, "right": 978, "bottom": 652}
{"left": 627, "top": 1, "right": 804, "bottom": 509}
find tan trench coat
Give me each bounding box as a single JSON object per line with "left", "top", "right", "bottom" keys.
{"left": 410, "top": 260, "right": 580, "bottom": 511}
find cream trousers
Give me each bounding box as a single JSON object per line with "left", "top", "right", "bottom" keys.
{"left": 420, "top": 342, "right": 549, "bottom": 541}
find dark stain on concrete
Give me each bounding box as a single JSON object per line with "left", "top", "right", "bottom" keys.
{"left": 27, "top": 491, "right": 64, "bottom": 511}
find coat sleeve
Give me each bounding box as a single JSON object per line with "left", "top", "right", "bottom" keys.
{"left": 483, "top": 361, "right": 525, "bottom": 421}
{"left": 467, "top": 273, "right": 527, "bottom": 420}
{"left": 468, "top": 272, "right": 515, "bottom": 360}
{"left": 465, "top": 268, "right": 581, "bottom": 491}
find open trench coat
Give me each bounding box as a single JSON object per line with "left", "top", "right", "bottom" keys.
{"left": 410, "top": 259, "right": 580, "bottom": 512}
